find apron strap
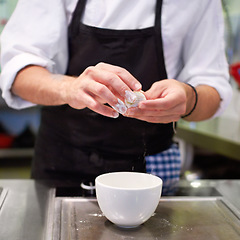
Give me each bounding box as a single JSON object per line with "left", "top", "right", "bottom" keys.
{"left": 69, "top": 0, "right": 87, "bottom": 37}
{"left": 155, "top": 0, "right": 163, "bottom": 28}
{"left": 154, "top": 0, "right": 168, "bottom": 78}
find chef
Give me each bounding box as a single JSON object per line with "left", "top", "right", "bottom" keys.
{"left": 0, "top": 0, "right": 232, "bottom": 187}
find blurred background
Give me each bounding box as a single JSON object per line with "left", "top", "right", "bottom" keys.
{"left": 0, "top": 0, "right": 240, "bottom": 180}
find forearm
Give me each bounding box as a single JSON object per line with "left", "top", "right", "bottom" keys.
{"left": 11, "top": 63, "right": 143, "bottom": 118}
{"left": 182, "top": 84, "right": 221, "bottom": 122}
{"left": 12, "top": 65, "right": 71, "bottom": 106}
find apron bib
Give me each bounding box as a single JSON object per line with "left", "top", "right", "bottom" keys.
{"left": 32, "top": 0, "right": 174, "bottom": 181}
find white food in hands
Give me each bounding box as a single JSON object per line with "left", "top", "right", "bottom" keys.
{"left": 125, "top": 91, "right": 146, "bottom": 108}
{"left": 111, "top": 91, "right": 146, "bottom": 115}
{"left": 112, "top": 99, "right": 128, "bottom": 115}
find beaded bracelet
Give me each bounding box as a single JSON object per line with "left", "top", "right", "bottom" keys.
{"left": 181, "top": 83, "right": 198, "bottom": 118}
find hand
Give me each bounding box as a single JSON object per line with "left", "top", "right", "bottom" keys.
{"left": 63, "top": 62, "right": 142, "bottom": 118}
{"left": 125, "top": 79, "right": 189, "bottom": 123}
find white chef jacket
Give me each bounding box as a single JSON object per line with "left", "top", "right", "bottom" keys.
{"left": 0, "top": 0, "right": 232, "bottom": 117}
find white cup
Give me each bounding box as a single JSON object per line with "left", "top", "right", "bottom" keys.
{"left": 95, "top": 172, "right": 162, "bottom": 228}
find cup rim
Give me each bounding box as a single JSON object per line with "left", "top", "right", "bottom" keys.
{"left": 95, "top": 171, "right": 162, "bottom": 191}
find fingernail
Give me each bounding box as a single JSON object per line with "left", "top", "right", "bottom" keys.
{"left": 125, "top": 90, "right": 137, "bottom": 103}
{"left": 134, "top": 83, "right": 142, "bottom": 90}
{"left": 112, "top": 111, "right": 119, "bottom": 118}
{"left": 112, "top": 99, "right": 127, "bottom": 115}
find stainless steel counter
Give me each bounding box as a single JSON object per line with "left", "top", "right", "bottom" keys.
{"left": 0, "top": 180, "right": 239, "bottom": 240}
{"left": 176, "top": 117, "right": 240, "bottom": 161}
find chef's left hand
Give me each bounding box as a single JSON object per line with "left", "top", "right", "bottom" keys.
{"left": 125, "top": 79, "right": 190, "bottom": 123}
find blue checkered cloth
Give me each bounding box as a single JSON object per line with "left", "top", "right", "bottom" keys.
{"left": 145, "top": 143, "right": 181, "bottom": 195}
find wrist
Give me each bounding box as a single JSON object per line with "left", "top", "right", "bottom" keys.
{"left": 181, "top": 83, "right": 198, "bottom": 118}
{"left": 51, "top": 74, "right": 73, "bottom": 105}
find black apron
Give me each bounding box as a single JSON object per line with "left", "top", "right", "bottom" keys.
{"left": 31, "top": 0, "right": 174, "bottom": 182}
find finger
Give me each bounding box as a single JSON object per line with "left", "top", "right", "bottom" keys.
{"left": 87, "top": 81, "right": 128, "bottom": 115}
{"left": 84, "top": 94, "right": 120, "bottom": 118}
{"left": 95, "top": 62, "right": 142, "bottom": 91}
{"left": 85, "top": 66, "right": 138, "bottom": 103}
{"left": 139, "top": 115, "right": 180, "bottom": 123}
{"left": 139, "top": 93, "right": 186, "bottom": 113}
{"left": 87, "top": 81, "right": 119, "bottom": 106}
{"left": 139, "top": 97, "right": 177, "bottom": 111}
{"left": 90, "top": 102, "right": 120, "bottom": 119}
{"left": 127, "top": 113, "right": 180, "bottom": 124}
{"left": 69, "top": 90, "right": 119, "bottom": 118}
{"left": 126, "top": 103, "right": 184, "bottom": 118}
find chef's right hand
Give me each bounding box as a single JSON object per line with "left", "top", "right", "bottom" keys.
{"left": 64, "top": 62, "right": 142, "bottom": 118}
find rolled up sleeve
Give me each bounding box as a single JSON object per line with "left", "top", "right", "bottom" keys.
{"left": 176, "top": 0, "right": 232, "bottom": 117}
{"left": 0, "top": 0, "right": 69, "bottom": 109}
